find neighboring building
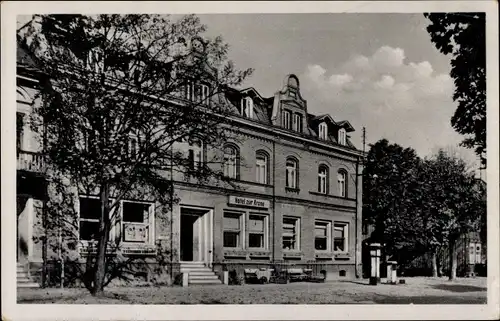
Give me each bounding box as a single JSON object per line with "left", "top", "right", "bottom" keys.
{"left": 16, "top": 38, "right": 365, "bottom": 287}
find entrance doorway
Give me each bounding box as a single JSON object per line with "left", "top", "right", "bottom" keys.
{"left": 180, "top": 207, "right": 213, "bottom": 265}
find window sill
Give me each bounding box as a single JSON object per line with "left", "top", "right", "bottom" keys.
{"left": 248, "top": 250, "right": 271, "bottom": 258}
{"left": 78, "top": 243, "right": 156, "bottom": 256}
{"left": 223, "top": 249, "right": 247, "bottom": 258}
{"left": 285, "top": 187, "right": 300, "bottom": 193}
{"left": 315, "top": 251, "right": 333, "bottom": 259}
{"left": 309, "top": 191, "right": 355, "bottom": 201}
{"left": 334, "top": 252, "right": 351, "bottom": 260}
{"left": 283, "top": 251, "right": 303, "bottom": 258}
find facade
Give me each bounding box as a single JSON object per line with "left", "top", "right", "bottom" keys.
{"left": 16, "top": 39, "right": 365, "bottom": 286}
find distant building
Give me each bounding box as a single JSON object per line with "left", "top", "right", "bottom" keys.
{"left": 16, "top": 38, "right": 365, "bottom": 287}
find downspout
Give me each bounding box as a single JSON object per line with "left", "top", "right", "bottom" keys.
{"left": 354, "top": 156, "right": 360, "bottom": 278}
{"left": 41, "top": 93, "right": 48, "bottom": 288}
{"left": 272, "top": 139, "right": 276, "bottom": 262}
{"left": 170, "top": 137, "right": 174, "bottom": 276}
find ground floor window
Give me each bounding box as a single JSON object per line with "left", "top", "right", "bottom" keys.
{"left": 282, "top": 216, "right": 300, "bottom": 251}
{"left": 315, "top": 220, "right": 331, "bottom": 251}
{"left": 248, "top": 214, "right": 267, "bottom": 249}
{"left": 78, "top": 196, "right": 153, "bottom": 244}
{"left": 122, "top": 201, "right": 152, "bottom": 243}
{"left": 334, "top": 222, "right": 348, "bottom": 252}
{"left": 79, "top": 197, "right": 101, "bottom": 241}
{"left": 223, "top": 212, "right": 243, "bottom": 248}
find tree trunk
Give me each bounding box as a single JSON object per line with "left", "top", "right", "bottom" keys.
{"left": 449, "top": 239, "right": 457, "bottom": 280}
{"left": 431, "top": 251, "right": 438, "bottom": 277}
{"left": 91, "top": 183, "right": 111, "bottom": 296}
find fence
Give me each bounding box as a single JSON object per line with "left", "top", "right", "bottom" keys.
{"left": 42, "top": 260, "right": 183, "bottom": 288}
{"left": 400, "top": 234, "right": 486, "bottom": 277}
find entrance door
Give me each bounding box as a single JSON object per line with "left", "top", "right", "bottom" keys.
{"left": 180, "top": 207, "right": 213, "bottom": 265}
{"left": 180, "top": 214, "right": 197, "bottom": 261}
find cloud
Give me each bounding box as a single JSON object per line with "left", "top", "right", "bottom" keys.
{"left": 300, "top": 45, "right": 472, "bottom": 161}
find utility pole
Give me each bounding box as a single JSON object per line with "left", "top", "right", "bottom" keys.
{"left": 362, "top": 127, "right": 366, "bottom": 161}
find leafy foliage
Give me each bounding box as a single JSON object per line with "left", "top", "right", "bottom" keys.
{"left": 363, "top": 139, "right": 486, "bottom": 276}
{"left": 424, "top": 13, "right": 486, "bottom": 167}
{"left": 362, "top": 139, "right": 423, "bottom": 257}
{"left": 19, "top": 14, "right": 253, "bottom": 295}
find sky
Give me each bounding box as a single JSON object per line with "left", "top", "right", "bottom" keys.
{"left": 194, "top": 13, "right": 479, "bottom": 167}
{"left": 16, "top": 13, "right": 479, "bottom": 167}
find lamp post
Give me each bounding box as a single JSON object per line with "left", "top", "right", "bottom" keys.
{"left": 369, "top": 243, "right": 381, "bottom": 285}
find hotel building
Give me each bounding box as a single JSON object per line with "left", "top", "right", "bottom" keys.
{"left": 16, "top": 39, "right": 365, "bottom": 286}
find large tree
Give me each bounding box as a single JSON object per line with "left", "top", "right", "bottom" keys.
{"left": 19, "top": 14, "right": 252, "bottom": 295}
{"left": 423, "top": 150, "right": 486, "bottom": 280}
{"left": 362, "top": 139, "right": 424, "bottom": 260}
{"left": 424, "top": 13, "right": 486, "bottom": 167}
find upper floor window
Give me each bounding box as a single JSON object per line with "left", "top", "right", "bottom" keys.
{"left": 223, "top": 144, "right": 240, "bottom": 179}
{"left": 87, "top": 48, "right": 104, "bottom": 74}
{"left": 256, "top": 150, "right": 269, "bottom": 184}
{"left": 240, "top": 97, "right": 254, "bottom": 118}
{"left": 286, "top": 158, "right": 298, "bottom": 189}
{"left": 282, "top": 110, "right": 291, "bottom": 130}
{"left": 318, "top": 122, "right": 328, "bottom": 140}
{"left": 338, "top": 128, "right": 346, "bottom": 145}
{"left": 16, "top": 112, "right": 25, "bottom": 153}
{"left": 185, "top": 81, "right": 210, "bottom": 104}
{"left": 318, "top": 165, "right": 329, "bottom": 194}
{"left": 127, "top": 135, "right": 139, "bottom": 158}
{"left": 338, "top": 170, "right": 347, "bottom": 197}
{"left": 293, "top": 113, "right": 303, "bottom": 133}
{"left": 188, "top": 138, "right": 203, "bottom": 170}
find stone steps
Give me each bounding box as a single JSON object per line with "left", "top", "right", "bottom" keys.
{"left": 17, "top": 262, "right": 39, "bottom": 288}
{"left": 180, "top": 262, "right": 222, "bottom": 286}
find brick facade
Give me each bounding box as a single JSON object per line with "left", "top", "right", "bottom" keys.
{"left": 17, "top": 38, "right": 365, "bottom": 285}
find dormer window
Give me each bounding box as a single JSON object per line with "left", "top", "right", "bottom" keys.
{"left": 293, "top": 113, "right": 303, "bottom": 133}
{"left": 186, "top": 81, "right": 210, "bottom": 104}
{"left": 338, "top": 128, "right": 346, "bottom": 145}
{"left": 282, "top": 110, "right": 291, "bottom": 130}
{"left": 240, "top": 97, "right": 254, "bottom": 118}
{"left": 318, "top": 122, "right": 328, "bottom": 140}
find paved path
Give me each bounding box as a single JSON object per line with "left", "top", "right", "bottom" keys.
{"left": 17, "top": 277, "right": 487, "bottom": 304}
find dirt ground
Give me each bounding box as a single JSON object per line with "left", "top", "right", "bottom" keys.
{"left": 17, "top": 276, "right": 487, "bottom": 304}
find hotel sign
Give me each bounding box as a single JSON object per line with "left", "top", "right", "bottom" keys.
{"left": 229, "top": 195, "right": 270, "bottom": 209}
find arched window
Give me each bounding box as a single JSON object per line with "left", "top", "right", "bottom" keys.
{"left": 286, "top": 158, "right": 299, "bottom": 189}
{"left": 318, "top": 122, "right": 328, "bottom": 140}
{"left": 256, "top": 150, "right": 269, "bottom": 184}
{"left": 318, "top": 165, "right": 329, "bottom": 194}
{"left": 240, "top": 97, "right": 254, "bottom": 118}
{"left": 223, "top": 144, "right": 240, "bottom": 179}
{"left": 338, "top": 128, "right": 346, "bottom": 145}
{"left": 338, "top": 170, "right": 347, "bottom": 197}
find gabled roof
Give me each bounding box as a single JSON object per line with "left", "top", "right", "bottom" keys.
{"left": 336, "top": 120, "right": 355, "bottom": 132}
{"left": 239, "top": 87, "right": 269, "bottom": 103}
{"left": 310, "top": 114, "right": 337, "bottom": 126}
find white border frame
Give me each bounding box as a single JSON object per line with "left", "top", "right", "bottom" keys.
{"left": 2, "top": 2, "right": 499, "bottom": 321}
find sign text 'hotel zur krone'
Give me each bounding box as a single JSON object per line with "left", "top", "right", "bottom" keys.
{"left": 228, "top": 195, "right": 270, "bottom": 209}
